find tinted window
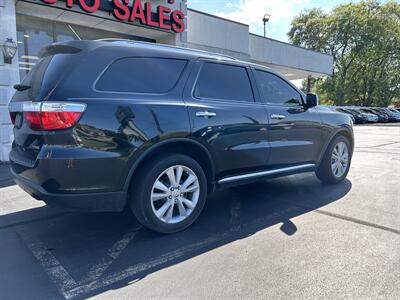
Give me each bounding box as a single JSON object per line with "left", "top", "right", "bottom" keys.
{"left": 254, "top": 70, "right": 302, "bottom": 105}
{"left": 21, "top": 53, "right": 76, "bottom": 100}
{"left": 194, "top": 63, "right": 254, "bottom": 102}
{"left": 96, "top": 58, "right": 187, "bottom": 93}
{"left": 361, "top": 109, "right": 372, "bottom": 113}
{"left": 348, "top": 109, "right": 360, "bottom": 114}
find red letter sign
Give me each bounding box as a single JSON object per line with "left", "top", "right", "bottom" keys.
{"left": 78, "top": 0, "right": 100, "bottom": 13}
{"left": 113, "top": 0, "right": 130, "bottom": 20}
{"left": 40, "top": 0, "right": 186, "bottom": 33}
{"left": 172, "top": 10, "right": 185, "bottom": 33}
{"left": 130, "top": 0, "right": 146, "bottom": 24}
{"left": 146, "top": 2, "right": 159, "bottom": 27}
{"left": 158, "top": 5, "right": 171, "bottom": 30}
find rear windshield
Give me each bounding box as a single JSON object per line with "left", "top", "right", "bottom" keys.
{"left": 19, "top": 53, "right": 76, "bottom": 100}
{"left": 95, "top": 57, "right": 187, "bottom": 94}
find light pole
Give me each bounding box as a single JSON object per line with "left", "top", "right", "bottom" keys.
{"left": 263, "top": 14, "right": 271, "bottom": 37}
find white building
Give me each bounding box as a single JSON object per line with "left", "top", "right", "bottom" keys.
{"left": 0, "top": 0, "right": 333, "bottom": 161}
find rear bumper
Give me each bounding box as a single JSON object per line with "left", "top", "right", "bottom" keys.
{"left": 11, "top": 168, "right": 127, "bottom": 212}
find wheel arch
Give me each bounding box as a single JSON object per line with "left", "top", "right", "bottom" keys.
{"left": 123, "top": 138, "right": 216, "bottom": 195}
{"left": 318, "top": 127, "right": 354, "bottom": 166}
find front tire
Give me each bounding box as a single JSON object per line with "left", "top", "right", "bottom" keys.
{"left": 316, "top": 135, "right": 352, "bottom": 184}
{"left": 130, "top": 154, "right": 207, "bottom": 234}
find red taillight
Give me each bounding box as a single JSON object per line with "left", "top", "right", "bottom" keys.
{"left": 40, "top": 111, "right": 82, "bottom": 130}
{"left": 24, "top": 111, "right": 82, "bottom": 130}
{"left": 24, "top": 112, "right": 42, "bottom": 130}
{"left": 9, "top": 102, "right": 86, "bottom": 131}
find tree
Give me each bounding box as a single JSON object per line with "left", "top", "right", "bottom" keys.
{"left": 288, "top": 0, "right": 400, "bottom": 106}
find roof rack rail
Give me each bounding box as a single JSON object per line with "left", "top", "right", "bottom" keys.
{"left": 95, "top": 38, "right": 238, "bottom": 61}
{"left": 96, "top": 38, "right": 134, "bottom": 43}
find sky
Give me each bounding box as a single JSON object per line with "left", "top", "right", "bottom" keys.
{"left": 187, "top": 0, "right": 351, "bottom": 43}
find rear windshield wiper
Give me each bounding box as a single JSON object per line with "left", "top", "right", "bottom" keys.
{"left": 14, "top": 84, "right": 31, "bottom": 91}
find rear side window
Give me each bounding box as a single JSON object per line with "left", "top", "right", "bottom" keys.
{"left": 194, "top": 62, "right": 254, "bottom": 102}
{"left": 254, "top": 70, "right": 302, "bottom": 106}
{"left": 96, "top": 57, "right": 187, "bottom": 93}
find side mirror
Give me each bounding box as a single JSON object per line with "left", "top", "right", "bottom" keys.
{"left": 306, "top": 93, "right": 318, "bottom": 108}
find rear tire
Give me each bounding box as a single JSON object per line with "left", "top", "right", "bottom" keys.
{"left": 316, "top": 135, "right": 352, "bottom": 184}
{"left": 130, "top": 154, "right": 207, "bottom": 234}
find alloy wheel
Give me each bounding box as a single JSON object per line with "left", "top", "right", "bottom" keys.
{"left": 331, "top": 141, "right": 349, "bottom": 178}
{"left": 150, "top": 165, "right": 200, "bottom": 224}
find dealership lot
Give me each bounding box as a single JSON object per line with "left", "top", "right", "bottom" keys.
{"left": 0, "top": 124, "right": 399, "bottom": 299}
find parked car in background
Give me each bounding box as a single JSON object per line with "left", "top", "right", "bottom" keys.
{"left": 344, "top": 108, "right": 371, "bottom": 124}
{"left": 353, "top": 108, "right": 379, "bottom": 123}
{"left": 367, "top": 108, "right": 389, "bottom": 123}
{"left": 386, "top": 108, "right": 400, "bottom": 121}
{"left": 375, "top": 108, "right": 400, "bottom": 122}
{"left": 8, "top": 40, "right": 354, "bottom": 233}
{"left": 335, "top": 107, "right": 363, "bottom": 124}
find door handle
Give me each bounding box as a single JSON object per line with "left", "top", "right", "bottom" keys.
{"left": 271, "top": 114, "right": 286, "bottom": 120}
{"left": 196, "top": 111, "right": 217, "bottom": 118}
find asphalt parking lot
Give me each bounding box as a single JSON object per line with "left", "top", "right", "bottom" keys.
{"left": 0, "top": 124, "right": 399, "bottom": 300}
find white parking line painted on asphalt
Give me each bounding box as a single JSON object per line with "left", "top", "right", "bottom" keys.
{"left": 17, "top": 223, "right": 240, "bottom": 299}
{"left": 15, "top": 225, "right": 141, "bottom": 299}
{"left": 13, "top": 204, "right": 301, "bottom": 299}
{"left": 20, "top": 197, "right": 395, "bottom": 300}
{"left": 15, "top": 227, "right": 79, "bottom": 297}
{"left": 63, "top": 206, "right": 301, "bottom": 299}
{"left": 63, "top": 227, "right": 241, "bottom": 299}
{"left": 14, "top": 204, "right": 311, "bottom": 299}
{"left": 81, "top": 227, "right": 141, "bottom": 283}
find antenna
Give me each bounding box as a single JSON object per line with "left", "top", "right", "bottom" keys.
{"left": 68, "top": 25, "right": 81, "bottom": 40}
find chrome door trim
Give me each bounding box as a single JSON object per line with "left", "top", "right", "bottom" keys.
{"left": 218, "top": 163, "right": 315, "bottom": 184}
{"left": 195, "top": 111, "right": 217, "bottom": 118}
{"left": 270, "top": 114, "right": 286, "bottom": 120}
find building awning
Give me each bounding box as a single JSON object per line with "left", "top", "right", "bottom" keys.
{"left": 187, "top": 9, "right": 333, "bottom": 80}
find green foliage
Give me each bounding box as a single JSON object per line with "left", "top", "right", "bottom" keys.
{"left": 288, "top": 0, "right": 400, "bottom": 106}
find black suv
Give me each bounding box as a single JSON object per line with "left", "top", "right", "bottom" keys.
{"left": 9, "top": 40, "right": 354, "bottom": 233}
